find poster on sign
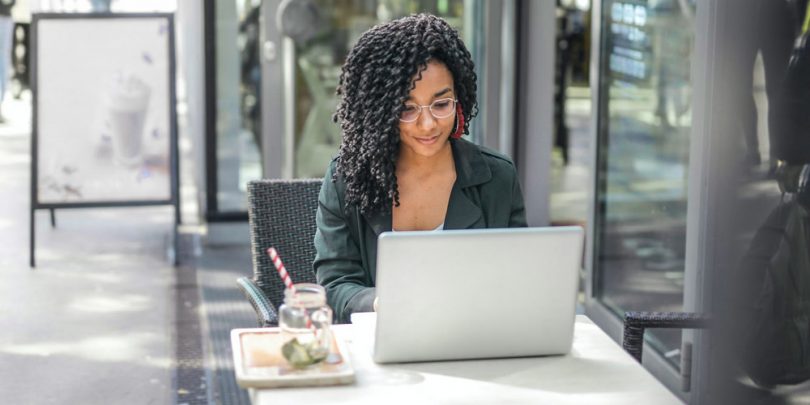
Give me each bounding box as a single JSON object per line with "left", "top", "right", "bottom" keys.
{"left": 33, "top": 13, "right": 177, "bottom": 204}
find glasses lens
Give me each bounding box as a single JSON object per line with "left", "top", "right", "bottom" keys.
{"left": 430, "top": 98, "right": 455, "bottom": 118}
{"left": 401, "top": 104, "right": 420, "bottom": 122}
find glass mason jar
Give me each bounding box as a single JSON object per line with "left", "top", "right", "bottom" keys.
{"left": 278, "top": 283, "right": 333, "bottom": 368}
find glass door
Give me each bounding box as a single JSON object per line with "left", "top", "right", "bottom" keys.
{"left": 205, "top": 0, "right": 497, "bottom": 219}
{"left": 589, "top": 0, "right": 696, "bottom": 369}
{"left": 264, "top": 0, "right": 485, "bottom": 180}
{"left": 205, "top": 0, "right": 263, "bottom": 219}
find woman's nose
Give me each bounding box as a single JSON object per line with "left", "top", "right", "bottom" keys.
{"left": 417, "top": 109, "right": 438, "bottom": 131}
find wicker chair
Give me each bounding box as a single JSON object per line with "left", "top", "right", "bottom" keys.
{"left": 622, "top": 311, "right": 711, "bottom": 363}
{"left": 237, "top": 179, "right": 323, "bottom": 327}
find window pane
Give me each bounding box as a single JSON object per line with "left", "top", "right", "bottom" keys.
{"left": 288, "top": 0, "right": 472, "bottom": 178}
{"left": 594, "top": 0, "right": 696, "bottom": 368}
{"left": 551, "top": 3, "right": 591, "bottom": 227}
{"left": 215, "top": 0, "right": 262, "bottom": 212}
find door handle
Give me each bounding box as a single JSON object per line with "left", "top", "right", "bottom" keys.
{"left": 263, "top": 40, "right": 276, "bottom": 62}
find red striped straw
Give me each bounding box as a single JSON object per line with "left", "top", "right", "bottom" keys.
{"left": 268, "top": 247, "right": 295, "bottom": 293}
{"left": 267, "top": 247, "right": 315, "bottom": 332}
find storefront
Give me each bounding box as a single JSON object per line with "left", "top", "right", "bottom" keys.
{"left": 198, "top": 1, "right": 798, "bottom": 401}
{"left": 202, "top": 0, "right": 528, "bottom": 221}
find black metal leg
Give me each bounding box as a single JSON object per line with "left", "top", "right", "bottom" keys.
{"left": 172, "top": 222, "right": 179, "bottom": 266}
{"left": 49, "top": 208, "right": 55, "bottom": 228}
{"left": 30, "top": 208, "right": 35, "bottom": 268}
{"left": 173, "top": 183, "right": 181, "bottom": 266}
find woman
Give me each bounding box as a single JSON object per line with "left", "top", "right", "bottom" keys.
{"left": 315, "top": 14, "right": 527, "bottom": 323}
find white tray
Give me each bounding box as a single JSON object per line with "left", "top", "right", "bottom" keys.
{"left": 230, "top": 327, "right": 355, "bottom": 389}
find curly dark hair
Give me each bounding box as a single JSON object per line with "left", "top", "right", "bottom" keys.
{"left": 333, "top": 13, "right": 478, "bottom": 215}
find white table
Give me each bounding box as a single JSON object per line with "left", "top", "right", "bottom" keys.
{"left": 250, "top": 314, "right": 682, "bottom": 404}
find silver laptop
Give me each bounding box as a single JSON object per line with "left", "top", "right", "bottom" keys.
{"left": 373, "top": 226, "right": 583, "bottom": 364}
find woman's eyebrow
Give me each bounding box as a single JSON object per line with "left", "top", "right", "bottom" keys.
{"left": 433, "top": 87, "right": 452, "bottom": 97}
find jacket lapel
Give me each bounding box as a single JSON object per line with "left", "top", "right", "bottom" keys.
{"left": 444, "top": 183, "right": 482, "bottom": 229}
{"left": 444, "top": 139, "right": 491, "bottom": 230}
{"left": 363, "top": 209, "right": 391, "bottom": 237}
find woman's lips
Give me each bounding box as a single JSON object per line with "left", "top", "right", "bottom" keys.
{"left": 415, "top": 135, "right": 439, "bottom": 145}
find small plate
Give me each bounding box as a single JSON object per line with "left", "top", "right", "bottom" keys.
{"left": 231, "top": 327, "right": 355, "bottom": 388}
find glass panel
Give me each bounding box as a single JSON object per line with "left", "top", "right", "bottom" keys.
{"left": 594, "top": 0, "right": 696, "bottom": 368}
{"left": 551, "top": 1, "right": 592, "bottom": 228}
{"left": 283, "top": 0, "right": 472, "bottom": 178}
{"left": 215, "top": 0, "right": 263, "bottom": 212}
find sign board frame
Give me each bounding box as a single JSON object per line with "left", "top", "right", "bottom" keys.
{"left": 29, "top": 13, "right": 179, "bottom": 267}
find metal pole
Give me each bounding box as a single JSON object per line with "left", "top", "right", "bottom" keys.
{"left": 29, "top": 207, "right": 35, "bottom": 268}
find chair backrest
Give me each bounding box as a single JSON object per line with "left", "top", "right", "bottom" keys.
{"left": 247, "top": 178, "right": 323, "bottom": 311}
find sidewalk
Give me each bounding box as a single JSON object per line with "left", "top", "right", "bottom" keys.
{"left": 0, "top": 93, "right": 257, "bottom": 404}
{"left": 0, "top": 94, "right": 177, "bottom": 403}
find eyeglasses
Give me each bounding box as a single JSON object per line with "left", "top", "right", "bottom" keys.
{"left": 399, "top": 98, "right": 457, "bottom": 123}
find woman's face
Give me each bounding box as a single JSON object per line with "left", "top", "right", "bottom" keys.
{"left": 397, "top": 61, "right": 457, "bottom": 159}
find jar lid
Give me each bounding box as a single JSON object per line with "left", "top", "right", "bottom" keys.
{"left": 284, "top": 283, "right": 326, "bottom": 307}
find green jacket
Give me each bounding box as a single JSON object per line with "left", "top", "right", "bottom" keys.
{"left": 314, "top": 138, "right": 528, "bottom": 323}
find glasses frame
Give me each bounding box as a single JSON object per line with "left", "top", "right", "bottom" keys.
{"left": 399, "top": 98, "right": 458, "bottom": 123}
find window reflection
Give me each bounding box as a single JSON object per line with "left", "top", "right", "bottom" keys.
{"left": 551, "top": 1, "right": 591, "bottom": 227}
{"left": 595, "top": 0, "right": 696, "bottom": 367}
{"left": 215, "top": 0, "right": 263, "bottom": 212}
{"left": 712, "top": 0, "right": 810, "bottom": 400}
{"left": 284, "top": 0, "right": 467, "bottom": 178}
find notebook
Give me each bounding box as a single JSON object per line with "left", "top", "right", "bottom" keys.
{"left": 372, "top": 226, "right": 583, "bottom": 363}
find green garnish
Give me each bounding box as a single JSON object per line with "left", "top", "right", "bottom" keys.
{"left": 281, "top": 338, "right": 329, "bottom": 368}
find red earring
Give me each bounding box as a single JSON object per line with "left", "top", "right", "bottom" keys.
{"left": 451, "top": 104, "right": 464, "bottom": 139}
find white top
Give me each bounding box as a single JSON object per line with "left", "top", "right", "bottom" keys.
{"left": 391, "top": 223, "right": 444, "bottom": 232}
{"left": 250, "top": 314, "right": 683, "bottom": 405}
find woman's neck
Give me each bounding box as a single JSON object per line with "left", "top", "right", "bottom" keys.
{"left": 397, "top": 140, "right": 454, "bottom": 176}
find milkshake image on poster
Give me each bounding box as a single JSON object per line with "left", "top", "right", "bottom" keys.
{"left": 105, "top": 71, "right": 151, "bottom": 167}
